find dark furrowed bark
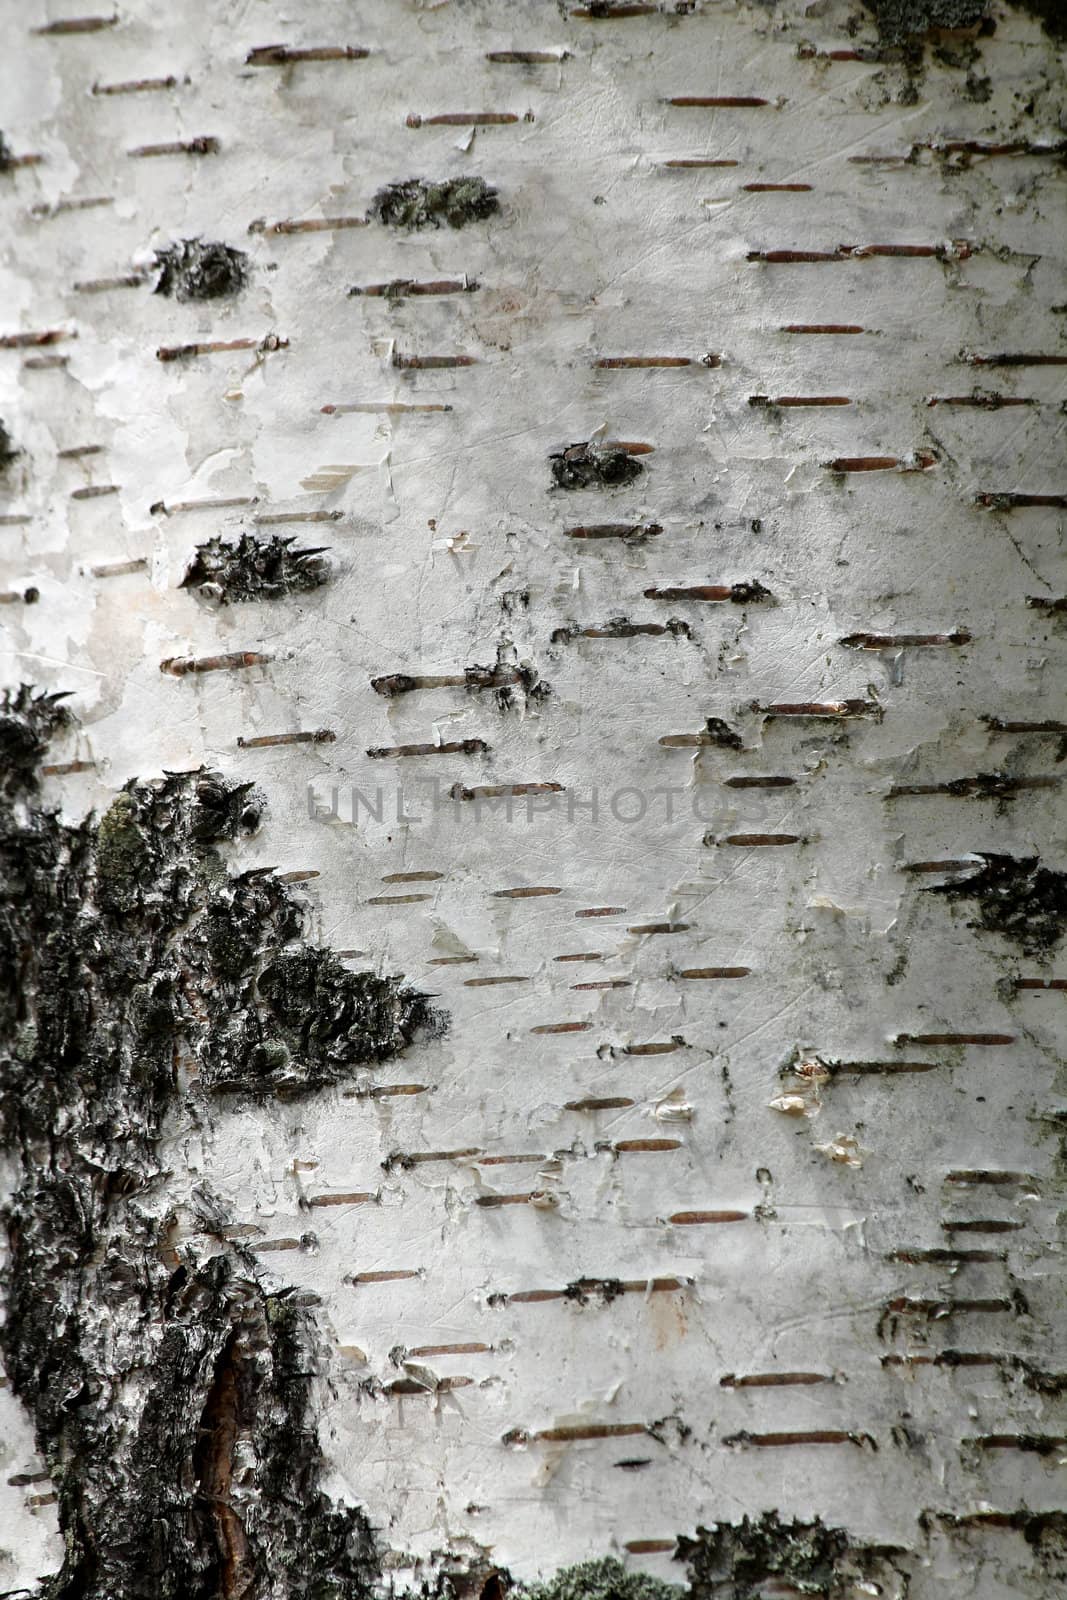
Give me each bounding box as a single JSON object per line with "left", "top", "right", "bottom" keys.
{"left": 0, "top": 686, "right": 438, "bottom": 1600}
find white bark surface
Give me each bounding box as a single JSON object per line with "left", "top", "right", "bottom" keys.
{"left": 1, "top": 1, "right": 1065, "bottom": 1594}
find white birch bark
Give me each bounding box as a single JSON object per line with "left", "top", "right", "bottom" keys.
{"left": 1, "top": 1, "right": 1065, "bottom": 1596}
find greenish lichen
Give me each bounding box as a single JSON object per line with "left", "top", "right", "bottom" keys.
{"left": 516, "top": 1558, "right": 682, "bottom": 1600}
{"left": 678, "top": 1513, "right": 904, "bottom": 1599}
{"left": 94, "top": 790, "right": 153, "bottom": 910}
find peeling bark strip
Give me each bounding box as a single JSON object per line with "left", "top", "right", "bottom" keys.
{"left": 0, "top": 688, "right": 441, "bottom": 1600}
{"left": 748, "top": 242, "right": 971, "bottom": 262}
{"left": 156, "top": 334, "right": 287, "bottom": 362}
{"left": 349, "top": 278, "right": 476, "bottom": 298}
{"left": 91, "top": 76, "right": 181, "bottom": 94}
{"left": 160, "top": 650, "right": 273, "bottom": 676}
{"left": 128, "top": 136, "right": 221, "bottom": 158}
{"left": 246, "top": 44, "right": 370, "bottom": 65}
{"left": 33, "top": 14, "right": 118, "bottom": 34}
{"left": 0, "top": 328, "right": 76, "bottom": 349}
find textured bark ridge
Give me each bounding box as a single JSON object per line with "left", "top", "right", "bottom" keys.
{"left": 0, "top": 688, "right": 438, "bottom": 1600}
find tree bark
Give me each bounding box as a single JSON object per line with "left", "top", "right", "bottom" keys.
{"left": 1, "top": 3, "right": 1066, "bottom": 1598}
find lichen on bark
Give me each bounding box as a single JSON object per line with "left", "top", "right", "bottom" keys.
{"left": 181, "top": 534, "right": 331, "bottom": 604}
{"left": 152, "top": 238, "right": 249, "bottom": 301}
{"left": 549, "top": 444, "right": 644, "bottom": 492}
{"left": 0, "top": 686, "right": 441, "bottom": 1600}
{"left": 509, "top": 1517, "right": 909, "bottom": 1600}
{"left": 677, "top": 1513, "right": 907, "bottom": 1599}
{"left": 514, "top": 1558, "right": 680, "bottom": 1600}
{"left": 370, "top": 178, "right": 499, "bottom": 230}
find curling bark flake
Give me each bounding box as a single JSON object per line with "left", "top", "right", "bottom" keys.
{"left": 1, "top": 2, "right": 1066, "bottom": 1598}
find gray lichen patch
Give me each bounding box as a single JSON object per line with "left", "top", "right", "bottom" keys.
{"left": 926, "top": 852, "right": 1067, "bottom": 955}
{"left": 0, "top": 685, "right": 442, "bottom": 1600}
{"left": 152, "top": 238, "right": 249, "bottom": 301}
{"left": 515, "top": 1557, "right": 682, "bottom": 1600}
{"left": 370, "top": 177, "right": 499, "bottom": 230}
{"left": 181, "top": 533, "right": 331, "bottom": 603}
{"left": 679, "top": 1513, "right": 906, "bottom": 1600}
{"left": 549, "top": 443, "right": 645, "bottom": 491}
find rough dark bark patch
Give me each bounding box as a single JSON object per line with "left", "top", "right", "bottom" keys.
{"left": 1009, "top": 0, "right": 1067, "bottom": 39}
{"left": 467, "top": 647, "right": 551, "bottom": 711}
{"left": 370, "top": 178, "right": 499, "bottom": 230}
{"left": 863, "top": 0, "right": 989, "bottom": 41}
{"left": 0, "top": 418, "right": 17, "bottom": 470}
{"left": 152, "top": 238, "right": 249, "bottom": 301}
{"left": 678, "top": 1513, "right": 906, "bottom": 1600}
{"left": 704, "top": 717, "right": 744, "bottom": 749}
{"left": 0, "top": 686, "right": 441, "bottom": 1600}
{"left": 728, "top": 582, "right": 772, "bottom": 605}
{"left": 181, "top": 534, "right": 330, "bottom": 603}
{"left": 562, "top": 1278, "right": 626, "bottom": 1305}
{"left": 550, "top": 444, "right": 645, "bottom": 491}
{"left": 926, "top": 852, "right": 1067, "bottom": 955}
{"left": 866, "top": 0, "right": 1067, "bottom": 40}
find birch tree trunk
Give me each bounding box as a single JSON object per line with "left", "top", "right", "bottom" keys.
{"left": 2, "top": 3, "right": 1066, "bottom": 1599}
